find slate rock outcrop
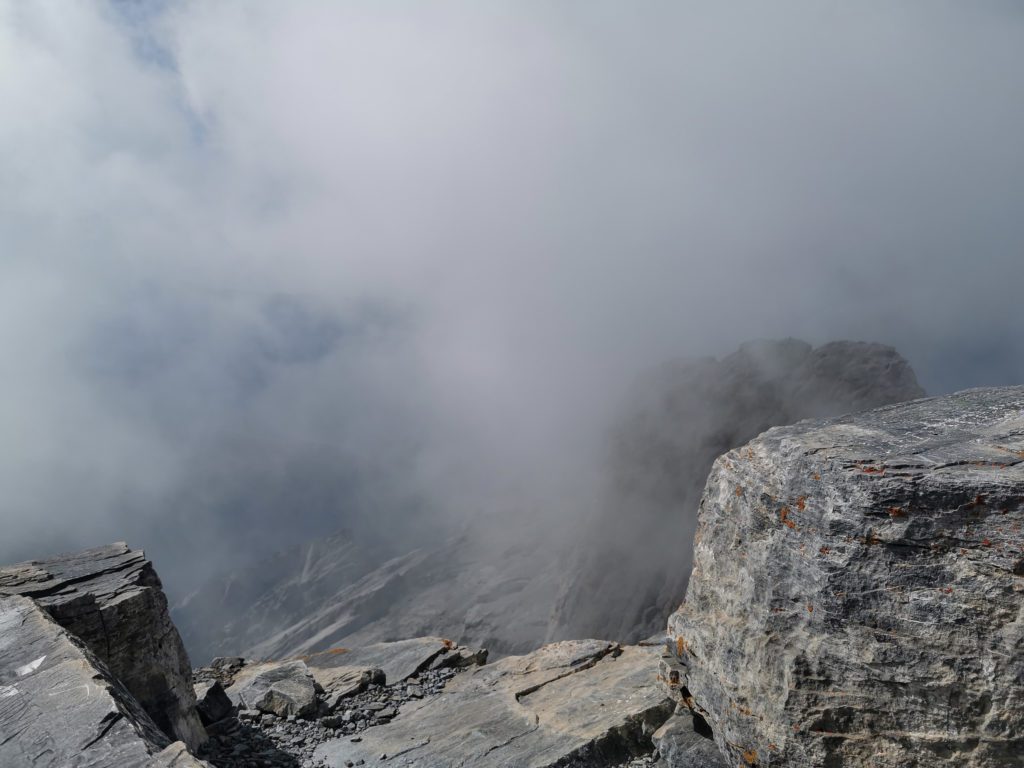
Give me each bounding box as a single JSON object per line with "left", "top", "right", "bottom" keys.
{"left": 0, "top": 542, "right": 207, "bottom": 751}
{"left": 314, "top": 639, "right": 674, "bottom": 767}
{"left": 0, "top": 594, "right": 208, "bottom": 767}
{"left": 666, "top": 387, "right": 1024, "bottom": 766}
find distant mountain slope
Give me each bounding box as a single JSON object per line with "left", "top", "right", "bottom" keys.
{"left": 175, "top": 339, "right": 924, "bottom": 663}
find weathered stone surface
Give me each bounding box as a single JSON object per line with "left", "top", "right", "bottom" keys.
{"left": 0, "top": 542, "right": 206, "bottom": 751}
{"left": 226, "top": 659, "right": 318, "bottom": 718}
{"left": 305, "top": 637, "right": 461, "bottom": 685}
{"left": 314, "top": 640, "right": 673, "bottom": 767}
{"left": 193, "top": 681, "right": 234, "bottom": 726}
{"left": 668, "top": 387, "right": 1024, "bottom": 766}
{"left": 429, "top": 644, "right": 489, "bottom": 670}
{"left": 652, "top": 713, "right": 725, "bottom": 768}
{"left": 309, "top": 664, "right": 384, "bottom": 705}
{"left": 0, "top": 594, "right": 199, "bottom": 767}
{"left": 151, "top": 741, "right": 212, "bottom": 767}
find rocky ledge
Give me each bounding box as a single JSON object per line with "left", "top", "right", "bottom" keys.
{"left": 0, "top": 542, "right": 207, "bottom": 751}
{"left": 664, "top": 386, "right": 1024, "bottom": 767}
{"left": 190, "top": 637, "right": 678, "bottom": 768}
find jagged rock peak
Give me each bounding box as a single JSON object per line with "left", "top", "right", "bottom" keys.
{"left": 665, "top": 386, "right": 1024, "bottom": 767}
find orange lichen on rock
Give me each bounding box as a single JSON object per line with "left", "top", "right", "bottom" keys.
{"left": 888, "top": 506, "right": 906, "bottom": 518}
{"left": 779, "top": 507, "right": 796, "bottom": 529}
{"left": 742, "top": 748, "right": 759, "bottom": 765}
{"left": 676, "top": 636, "right": 687, "bottom": 657}
{"left": 796, "top": 496, "right": 806, "bottom": 511}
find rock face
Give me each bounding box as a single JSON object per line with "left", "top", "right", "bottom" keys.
{"left": 0, "top": 594, "right": 208, "bottom": 767}
{"left": 314, "top": 639, "right": 674, "bottom": 767}
{"left": 666, "top": 387, "right": 1024, "bottom": 766}
{"left": 0, "top": 543, "right": 207, "bottom": 751}
{"left": 550, "top": 339, "right": 926, "bottom": 645}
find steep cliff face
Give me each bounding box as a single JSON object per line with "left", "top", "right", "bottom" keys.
{"left": 665, "top": 387, "right": 1024, "bottom": 766}
{"left": 549, "top": 339, "right": 925, "bottom": 644}
{"left": 0, "top": 543, "right": 207, "bottom": 752}
{"left": 0, "top": 595, "right": 207, "bottom": 767}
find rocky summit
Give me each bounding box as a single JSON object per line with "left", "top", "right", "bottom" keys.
{"left": 2, "top": 386, "right": 1023, "bottom": 766}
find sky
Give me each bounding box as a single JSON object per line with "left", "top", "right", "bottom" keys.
{"left": 1, "top": 1, "right": 1023, "bottom": 590}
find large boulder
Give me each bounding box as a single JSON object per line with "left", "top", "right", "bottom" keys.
{"left": 225, "top": 659, "right": 318, "bottom": 718}
{"left": 0, "top": 543, "right": 206, "bottom": 751}
{"left": 0, "top": 594, "right": 209, "bottom": 767}
{"left": 315, "top": 639, "right": 674, "bottom": 767}
{"left": 667, "top": 387, "right": 1024, "bottom": 766}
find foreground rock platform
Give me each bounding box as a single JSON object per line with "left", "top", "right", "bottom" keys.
{"left": 667, "top": 387, "right": 1024, "bottom": 767}
{"left": 0, "top": 542, "right": 206, "bottom": 751}
{"left": 0, "top": 594, "right": 208, "bottom": 767}
{"left": 314, "top": 639, "right": 674, "bottom": 767}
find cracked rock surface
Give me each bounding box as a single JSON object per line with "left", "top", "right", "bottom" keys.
{"left": 0, "top": 542, "right": 207, "bottom": 751}
{"left": 0, "top": 594, "right": 208, "bottom": 767}
{"left": 314, "top": 639, "right": 674, "bottom": 767}
{"left": 668, "top": 386, "right": 1024, "bottom": 767}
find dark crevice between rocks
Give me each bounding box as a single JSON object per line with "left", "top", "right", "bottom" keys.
{"left": 554, "top": 698, "right": 675, "bottom": 768}
{"left": 80, "top": 711, "right": 124, "bottom": 751}
{"left": 692, "top": 709, "right": 714, "bottom": 740}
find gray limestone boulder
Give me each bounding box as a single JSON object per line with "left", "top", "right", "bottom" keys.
{"left": 0, "top": 594, "right": 210, "bottom": 767}
{"left": 667, "top": 386, "right": 1024, "bottom": 767}
{"left": 225, "top": 659, "right": 318, "bottom": 718}
{"left": 314, "top": 639, "right": 674, "bottom": 767}
{"left": 0, "top": 543, "right": 206, "bottom": 751}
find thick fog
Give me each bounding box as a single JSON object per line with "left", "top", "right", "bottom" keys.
{"left": 2, "top": 1, "right": 1023, "bottom": 592}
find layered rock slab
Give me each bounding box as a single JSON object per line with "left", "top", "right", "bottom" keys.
{"left": 304, "top": 637, "right": 460, "bottom": 684}
{"left": 0, "top": 543, "right": 206, "bottom": 750}
{"left": 315, "top": 640, "right": 673, "bottom": 767}
{"left": 0, "top": 594, "right": 208, "bottom": 768}
{"left": 668, "top": 387, "right": 1024, "bottom": 766}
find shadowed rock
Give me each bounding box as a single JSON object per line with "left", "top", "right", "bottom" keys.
{"left": 667, "top": 386, "right": 1024, "bottom": 767}
{"left": 0, "top": 543, "right": 206, "bottom": 751}
{"left": 0, "top": 594, "right": 209, "bottom": 767}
